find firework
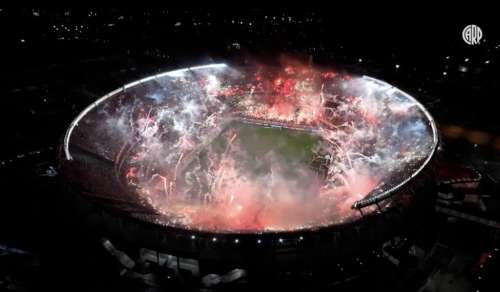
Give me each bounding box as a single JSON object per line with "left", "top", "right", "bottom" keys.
{"left": 63, "top": 63, "right": 437, "bottom": 233}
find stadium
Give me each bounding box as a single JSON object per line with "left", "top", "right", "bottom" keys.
{"left": 59, "top": 63, "right": 438, "bottom": 287}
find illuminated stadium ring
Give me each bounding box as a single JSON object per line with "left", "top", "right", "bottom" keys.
{"left": 61, "top": 63, "right": 438, "bottom": 234}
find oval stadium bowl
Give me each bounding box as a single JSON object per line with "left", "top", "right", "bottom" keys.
{"left": 61, "top": 63, "right": 438, "bottom": 242}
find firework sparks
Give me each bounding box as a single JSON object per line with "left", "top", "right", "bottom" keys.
{"left": 65, "top": 63, "right": 437, "bottom": 233}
